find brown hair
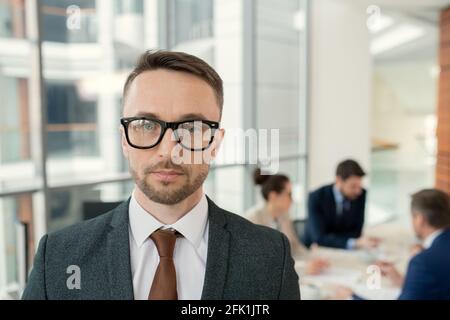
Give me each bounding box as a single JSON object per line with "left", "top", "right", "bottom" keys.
{"left": 123, "top": 50, "right": 223, "bottom": 116}
{"left": 336, "top": 159, "right": 366, "bottom": 181}
{"left": 253, "top": 168, "right": 290, "bottom": 201}
{"left": 411, "top": 189, "right": 450, "bottom": 229}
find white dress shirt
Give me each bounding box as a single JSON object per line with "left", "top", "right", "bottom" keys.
{"left": 423, "top": 229, "right": 444, "bottom": 249}
{"left": 128, "top": 191, "right": 209, "bottom": 300}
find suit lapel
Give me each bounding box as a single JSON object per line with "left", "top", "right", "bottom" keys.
{"left": 106, "top": 200, "right": 134, "bottom": 299}
{"left": 328, "top": 186, "right": 340, "bottom": 227}
{"left": 201, "top": 196, "right": 230, "bottom": 300}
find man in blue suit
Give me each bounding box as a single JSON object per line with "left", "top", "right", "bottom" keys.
{"left": 377, "top": 189, "right": 450, "bottom": 300}
{"left": 335, "top": 188, "right": 450, "bottom": 300}
{"left": 303, "top": 159, "right": 379, "bottom": 250}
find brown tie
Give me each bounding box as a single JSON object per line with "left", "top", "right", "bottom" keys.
{"left": 148, "top": 228, "right": 180, "bottom": 300}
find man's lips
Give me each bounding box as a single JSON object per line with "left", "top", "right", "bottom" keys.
{"left": 150, "top": 170, "right": 184, "bottom": 182}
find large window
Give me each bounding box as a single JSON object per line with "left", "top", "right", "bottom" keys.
{"left": 0, "top": 193, "right": 36, "bottom": 299}
{"left": 38, "top": 0, "right": 146, "bottom": 192}
{"left": 0, "top": 0, "right": 310, "bottom": 297}
{"left": 0, "top": 0, "right": 26, "bottom": 39}
{"left": 0, "top": 1, "right": 41, "bottom": 193}
{"left": 41, "top": 0, "right": 97, "bottom": 43}
{"left": 114, "top": 0, "right": 144, "bottom": 15}
{"left": 169, "top": 0, "right": 214, "bottom": 48}
{"left": 48, "top": 181, "right": 134, "bottom": 231}
{"left": 369, "top": 8, "right": 439, "bottom": 224}
{"left": 254, "top": 0, "right": 309, "bottom": 218}
{"left": 168, "top": 0, "right": 309, "bottom": 216}
{"left": 0, "top": 76, "right": 27, "bottom": 164}
{"left": 46, "top": 82, "right": 98, "bottom": 158}
{"left": 0, "top": 1, "right": 45, "bottom": 299}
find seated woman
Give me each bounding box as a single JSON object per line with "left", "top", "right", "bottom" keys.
{"left": 246, "top": 169, "right": 330, "bottom": 275}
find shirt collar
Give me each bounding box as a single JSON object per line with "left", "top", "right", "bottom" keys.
{"left": 128, "top": 191, "right": 209, "bottom": 249}
{"left": 423, "top": 229, "right": 444, "bottom": 249}
{"left": 333, "top": 184, "right": 344, "bottom": 204}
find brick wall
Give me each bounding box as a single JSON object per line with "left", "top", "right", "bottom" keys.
{"left": 436, "top": 7, "right": 450, "bottom": 195}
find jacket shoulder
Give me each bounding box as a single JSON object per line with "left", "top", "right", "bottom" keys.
{"left": 48, "top": 210, "right": 113, "bottom": 241}
{"left": 415, "top": 231, "right": 450, "bottom": 266}
{"left": 311, "top": 184, "right": 333, "bottom": 195}
{"left": 45, "top": 201, "right": 127, "bottom": 253}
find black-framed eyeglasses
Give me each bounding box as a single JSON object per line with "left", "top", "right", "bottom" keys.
{"left": 120, "top": 117, "right": 220, "bottom": 151}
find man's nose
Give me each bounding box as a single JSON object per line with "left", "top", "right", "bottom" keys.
{"left": 156, "top": 129, "right": 179, "bottom": 158}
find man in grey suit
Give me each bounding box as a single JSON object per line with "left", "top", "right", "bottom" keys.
{"left": 22, "top": 50, "right": 300, "bottom": 300}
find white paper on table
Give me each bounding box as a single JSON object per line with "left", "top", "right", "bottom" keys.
{"left": 352, "top": 284, "right": 401, "bottom": 300}
{"left": 301, "top": 267, "right": 362, "bottom": 287}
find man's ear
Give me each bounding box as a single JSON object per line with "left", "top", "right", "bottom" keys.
{"left": 416, "top": 212, "right": 427, "bottom": 228}
{"left": 210, "top": 128, "right": 225, "bottom": 159}
{"left": 120, "top": 126, "right": 129, "bottom": 159}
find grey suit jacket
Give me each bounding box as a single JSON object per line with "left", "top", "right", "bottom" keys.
{"left": 22, "top": 196, "right": 300, "bottom": 300}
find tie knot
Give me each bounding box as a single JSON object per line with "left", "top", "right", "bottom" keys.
{"left": 150, "top": 229, "right": 180, "bottom": 258}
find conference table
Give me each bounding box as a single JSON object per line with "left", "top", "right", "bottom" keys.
{"left": 297, "top": 222, "right": 416, "bottom": 300}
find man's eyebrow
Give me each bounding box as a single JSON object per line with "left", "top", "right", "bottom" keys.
{"left": 131, "top": 112, "right": 211, "bottom": 121}
{"left": 134, "top": 112, "right": 161, "bottom": 119}
{"left": 177, "top": 113, "right": 208, "bottom": 121}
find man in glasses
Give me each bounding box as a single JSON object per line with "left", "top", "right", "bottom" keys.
{"left": 23, "top": 50, "right": 300, "bottom": 300}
